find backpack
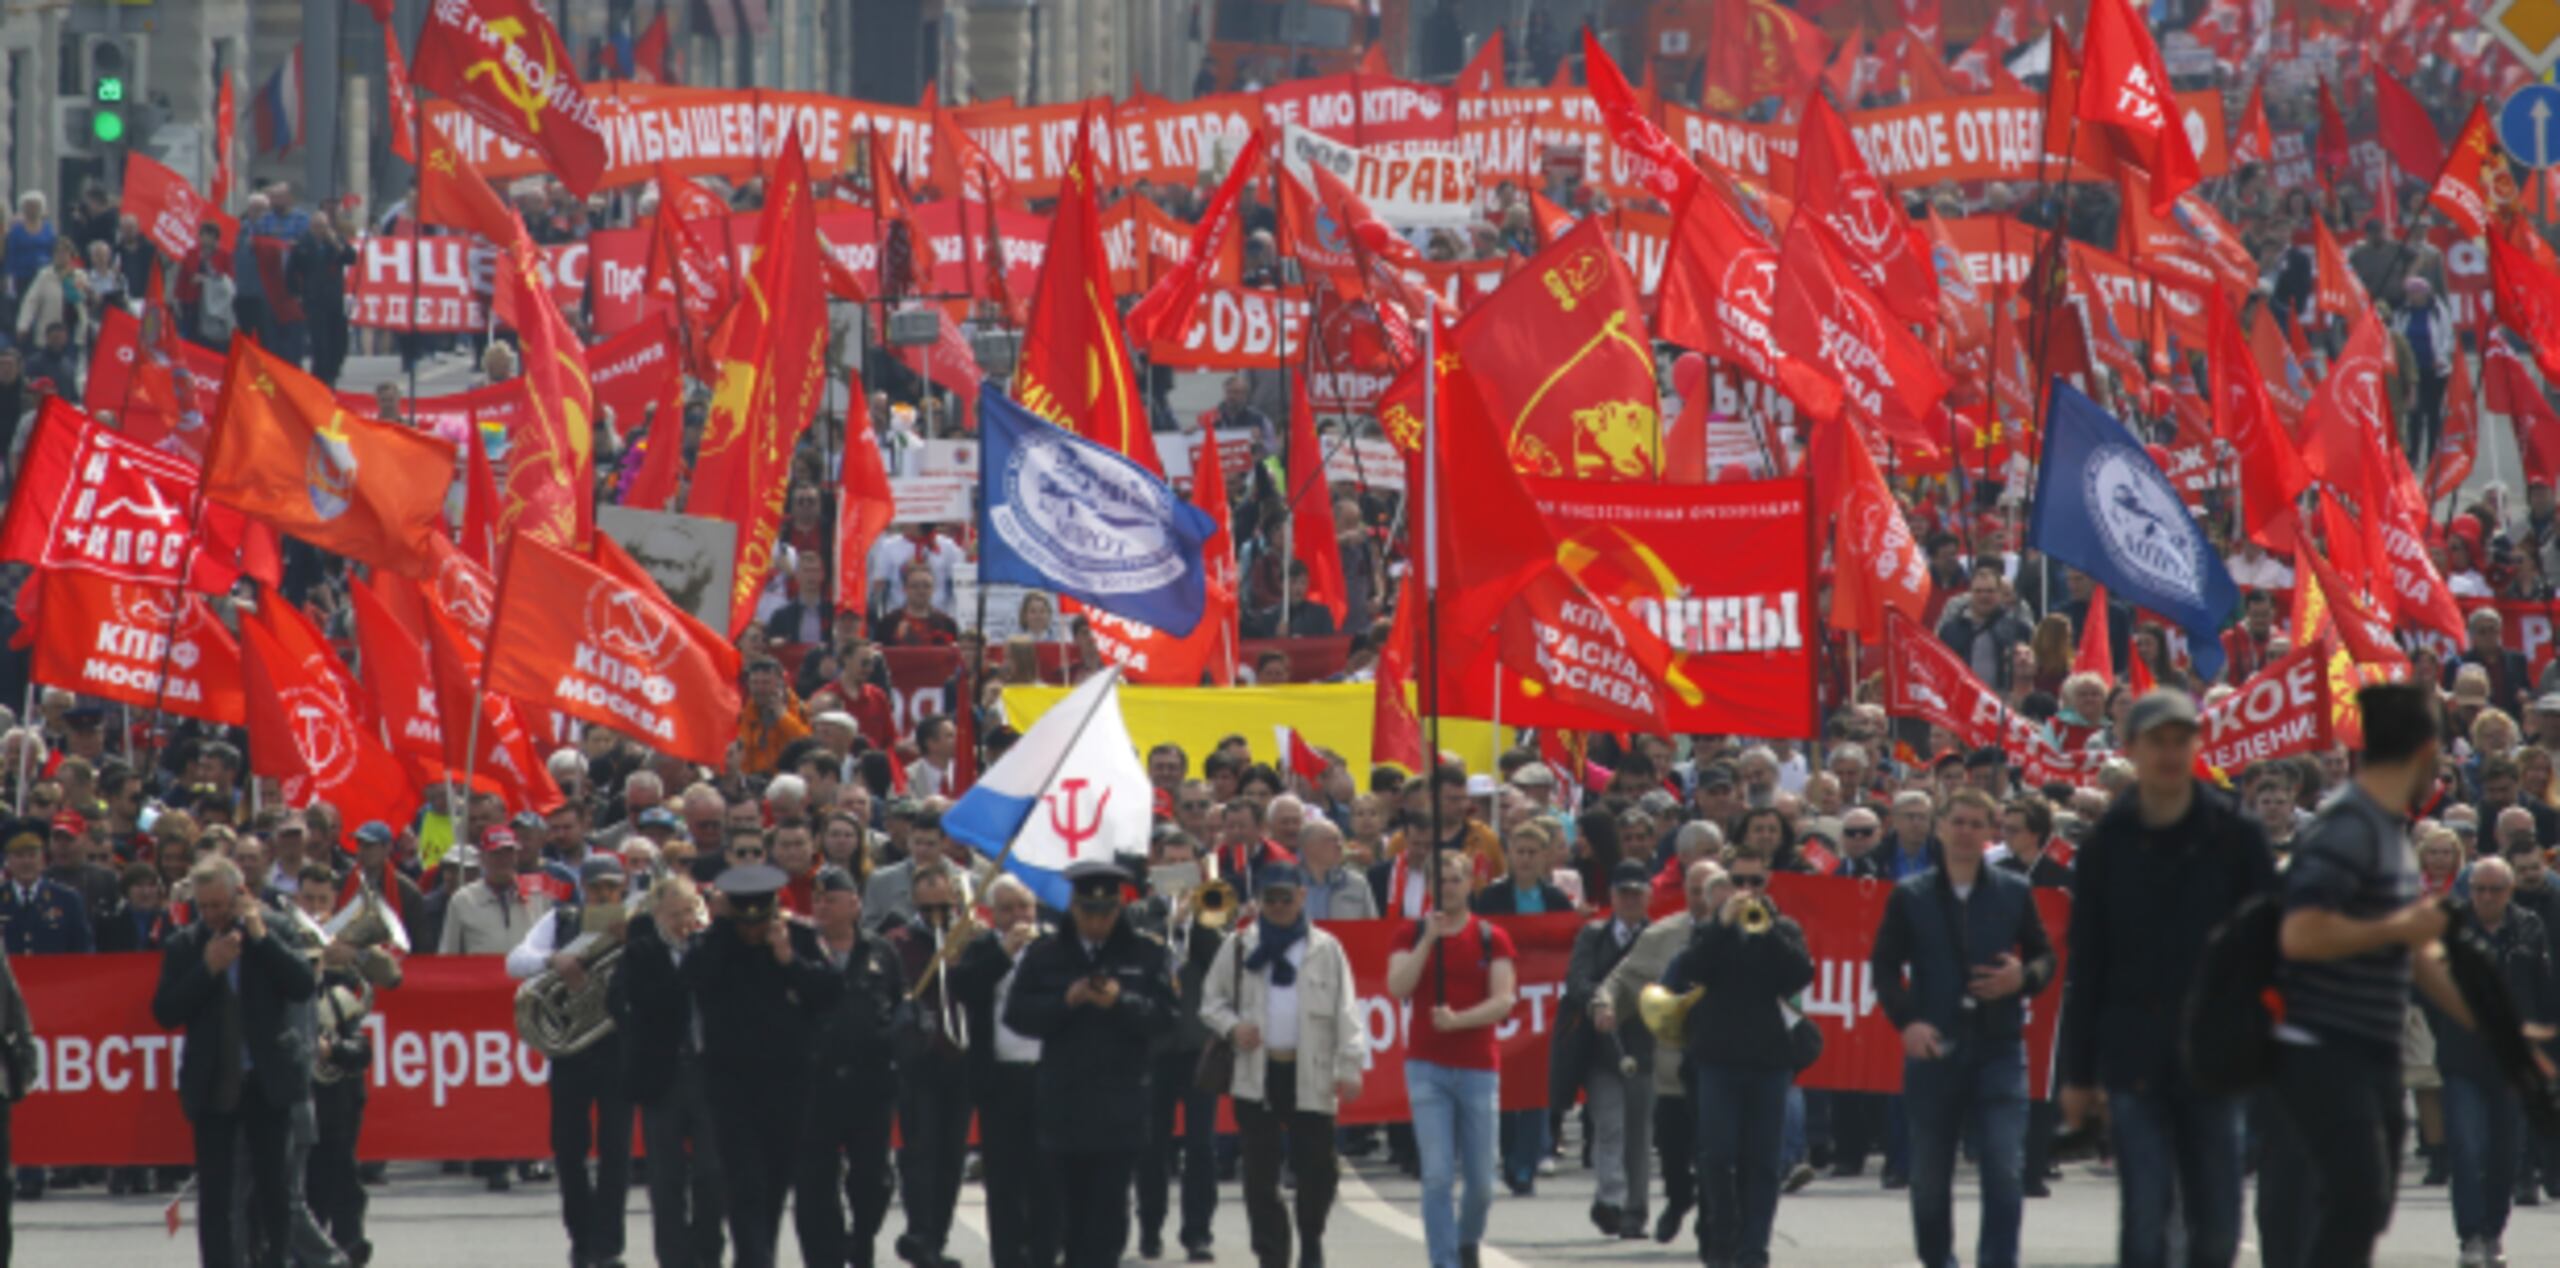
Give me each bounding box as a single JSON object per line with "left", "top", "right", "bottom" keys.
{"left": 2180, "top": 890, "right": 2285, "bottom": 1094}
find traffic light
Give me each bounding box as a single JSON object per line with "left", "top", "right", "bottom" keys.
{"left": 88, "top": 40, "right": 128, "bottom": 145}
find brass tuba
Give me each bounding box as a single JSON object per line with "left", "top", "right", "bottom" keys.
{"left": 515, "top": 900, "right": 636, "bottom": 1057}
{"left": 1638, "top": 983, "right": 1703, "bottom": 1048}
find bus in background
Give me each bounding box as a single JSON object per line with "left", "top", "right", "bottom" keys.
{"left": 1202, "top": 0, "right": 1382, "bottom": 92}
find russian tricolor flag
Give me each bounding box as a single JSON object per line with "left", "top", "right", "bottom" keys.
{"left": 252, "top": 50, "right": 302, "bottom": 155}
{"left": 943, "top": 668, "right": 1153, "bottom": 912}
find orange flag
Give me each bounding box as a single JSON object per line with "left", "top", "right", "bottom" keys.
{"left": 2310, "top": 215, "right": 2368, "bottom": 323}
{"left": 416, "top": 581, "right": 561, "bottom": 813}
{"left": 485, "top": 534, "right": 742, "bottom": 767}
{"left": 1015, "top": 107, "right": 1162, "bottom": 474}
{"left": 205, "top": 339, "right": 455, "bottom": 578}
{"left": 686, "top": 135, "right": 831, "bottom": 636}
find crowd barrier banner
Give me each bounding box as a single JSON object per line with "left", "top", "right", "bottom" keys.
{"left": 11, "top": 878, "right": 2066, "bottom": 1162}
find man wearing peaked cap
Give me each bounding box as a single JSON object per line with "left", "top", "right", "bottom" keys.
{"left": 0, "top": 816, "right": 90, "bottom": 958}
{"left": 1005, "top": 858, "right": 1179, "bottom": 1266}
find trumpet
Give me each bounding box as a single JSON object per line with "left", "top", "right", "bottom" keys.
{"left": 1738, "top": 893, "right": 1775, "bottom": 936}
{"left": 1191, "top": 878, "right": 1239, "bottom": 931}
{"left": 907, "top": 906, "right": 978, "bottom": 1054}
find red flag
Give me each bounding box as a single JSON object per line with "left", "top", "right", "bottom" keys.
{"left": 1448, "top": 217, "right": 1663, "bottom": 478}
{"left": 1657, "top": 168, "right": 1785, "bottom": 387}
{"left": 204, "top": 340, "right": 456, "bottom": 578}
{"left": 2316, "top": 82, "right": 2351, "bottom": 183}
{"left": 2232, "top": 79, "right": 2275, "bottom": 169}
{"left": 618, "top": 373, "right": 686, "bottom": 512}
{"left": 415, "top": 579, "right": 559, "bottom": 812}
{"left": 2429, "top": 103, "right": 2504, "bottom": 239}
{"left": 492, "top": 227, "right": 597, "bottom": 552}
{"left": 836, "top": 386, "right": 896, "bottom": 620}
{"left": 1286, "top": 375, "right": 1348, "bottom": 627}
{"left": 0, "top": 398, "right": 267, "bottom": 594}
{"left": 1794, "top": 90, "right": 1938, "bottom": 329}
{"left": 687, "top": 136, "right": 830, "bottom": 636}
{"left": 2128, "top": 639, "right": 2158, "bottom": 694}
{"left": 1817, "top": 413, "right": 1930, "bottom": 635}
{"left": 862, "top": 124, "right": 923, "bottom": 300}
{"left": 1370, "top": 570, "right": 1425, "bottom": 772}
{"left": 2206, "top": 290, "right": 2308, "bottom": 545}
{"left": 1585, "top": 28, "right": 1699, "bottom": 207}
{"left": 2427, "top": 339, "right": 2479, "bottom": 503}
{"left": 1770, "top": 215, "right": 1949, "bottom": 455}
{"left": 347, "top": 574, "right": 448, "bottom": 783}
{"left": 212, "top": 75, "right": 237, "bottom": 210}
{"left": 1127, "top": 135, "right": 1265, "bottom": 346}
{"left": 28, "top": 571, "right": 247, "bottom": 726}
{"left": 2073, "top": 582, "right": 2115, "bottom": 685}
{"left": 2076, "top": 0, "right": 2199, "bottom": 210}
{"left": 2311, "top": 215, "right": 2369, "bottom": 322}
{"left": 1357, "top": 43, "right": 1388, "bottom": 76}
{"left": 461, "top": 429, "right": 499, "bottom": 567}
{"left": 415, "top": 120, "right": 523, "bottom": 246}
{"left": 238, "top": 592, "right": 420, "bottom": 827}
{"left": 1015, "top": 108, "right": 1161, "bottom": 473}
{"left": 411, "top": 0, "right": 609, "bottom": 196}
{"left": 2489, "top": 342, "right": 2560, "bottom": 486}
{"left": 1275, "top": 724, "right": 1330, "bottom": 784}
{"left": 383, "top": 24, "right": 418, "bottom": 164}
{"left": 631, "top": 7, "right": 673, "bottom": 83}
{"left": 1458, "top": 30, "right": 1507, "bottom": 94}
{"left": 891, "top": 309, "right": 987, "bottom": 430}
{"left": 2490, "top": 227, "right": 2560, "bottom": 383}
{"left": 484, "top": 534, "right": 743, "bottom": 768}
{"left": 2371, "top": 72, "right": 2445, "bottom": 182}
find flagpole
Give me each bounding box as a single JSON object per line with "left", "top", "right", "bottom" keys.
{"left": 1421, "top": 313, "right": 1447, "bottom": 1005}
{"left": 975, "top": 666, "right": 1125, "bottom": 879}
{"left": 14, "top": 683, "right": 32, "bottom": 814}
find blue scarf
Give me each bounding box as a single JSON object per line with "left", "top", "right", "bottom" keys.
{"left": 1245, "top": 916, "right": 1308, "bottom": 987}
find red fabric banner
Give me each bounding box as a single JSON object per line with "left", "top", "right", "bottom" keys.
{"left": 7, "top": 885, "right": 2070, "bottom": 1162}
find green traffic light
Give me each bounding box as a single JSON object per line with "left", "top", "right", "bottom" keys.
{"left": 91, "top": 110, "right": 125, "bottom": 143}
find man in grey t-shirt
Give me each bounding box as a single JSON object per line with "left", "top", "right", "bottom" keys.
{"left": 2259, "top": 685, "right": 2479, "bottom": 1268}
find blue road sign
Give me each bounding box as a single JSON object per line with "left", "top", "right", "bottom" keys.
{"left": 2501, "top": 84, "right": 2560, "bottom": 170}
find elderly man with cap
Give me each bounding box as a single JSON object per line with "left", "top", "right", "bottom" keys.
{"left": 508, "top": 857, "right": 637, "bottom": 1268}
{"left": 1199, "top": 861, "right": 1364, "bottom": 1268}
{"left": 1564, "top": 860, "right": 1659, "bottom": 1240}
{"left": 797, "top": 865, "right": 908, "bottom": 1268}
{"left": 681, "top": 862, "right": 839, "bottom": 1268}
{"left": 337, "top": 822, "right": 423, "bottom": 927}
{"left": 1005, "top": 859, "right": 1179, "bottom": 1267}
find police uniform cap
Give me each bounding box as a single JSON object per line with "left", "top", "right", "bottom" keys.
{"left": 814, "top": 866, "right": 859, "bottom": 895}
{"left": 1065, "top": 859, "right": 1132, "bottom": 908}
{"left": 718, "top": 863, "right": 790, "bottom": 912}
{"left": 2, "top": 818, "right": 44, "bottom": 854}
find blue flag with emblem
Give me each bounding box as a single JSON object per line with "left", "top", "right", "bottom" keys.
{"left": 976, "top": 384, "right": 1217, "bottom": 636}
{"left": 2028, "top": 380, "right": 2238, "bottom": 682}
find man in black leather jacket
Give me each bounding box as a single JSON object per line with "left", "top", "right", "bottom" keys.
{"left": 796, "top": 867, "right": 908, "bottom": 1268}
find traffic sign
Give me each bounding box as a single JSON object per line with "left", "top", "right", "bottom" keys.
{"left": 2487, "top": 0, "right": 2560, "bottom": 73}
{"left": 2499, "top": 84, "right": 2560, "bottom": 169}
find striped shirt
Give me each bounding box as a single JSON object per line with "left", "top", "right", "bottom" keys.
{"left": 2276, "top": 783, "right": 2420, "bottom": 1065}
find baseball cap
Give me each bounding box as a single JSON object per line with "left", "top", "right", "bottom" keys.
{"left": 50, "top": 810, "right": 87, "bottom": 836}
{"left": 353, "top": 822, "right": 394, "bottom": 847}
{"left": 636, "top": 807, "right": 680, "bottom": 830}
{"left": 2122, "top": 690, "right": 2201, "bottom": 743}
{"left": 480, "top": 827, "right": 521, "bottom": 853}
{"left": 577, "top": 857, "right": 626, "bottom": 887}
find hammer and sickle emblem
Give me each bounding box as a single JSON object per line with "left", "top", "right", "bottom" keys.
{"left": 464, "top": 17, "right": 554, "bottom": 136}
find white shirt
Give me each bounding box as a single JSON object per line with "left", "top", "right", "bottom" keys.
{"left": 1396, "top": 867, "right": 1429, "bottom": 919}
{"left": 908, "top": 757, "right": 951, "bottom": 800}
{"left": 1261, "top": 937, "right": 1308, "bottom": 1053}
{"left": 2225, "top": 554, "right": 2295, "bottom": 591}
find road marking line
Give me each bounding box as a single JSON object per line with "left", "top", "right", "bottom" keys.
{"left": 1335, "top": 1166, "right": 1529, "bottom": 1268}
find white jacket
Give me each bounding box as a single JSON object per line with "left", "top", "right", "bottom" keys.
{"left": 1199, "top": 922, "right": 1367, "bottom": 1116}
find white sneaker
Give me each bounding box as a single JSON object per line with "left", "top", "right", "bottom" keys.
{"left": 2486, "top": 1237, "right": 2507, "bottom": 1268}
{"left": 2458, "top": 1237, "right": 2487, "bottom": 1268}
{"left": 1536, "top": 1157, "right": 1557, "bottom": 1177}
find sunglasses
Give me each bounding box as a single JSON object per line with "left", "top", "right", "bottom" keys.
{"left": 730, "top": 847, "right": 767, "bottom": 860}
{"left": 1844, "top": 826, "right": 1878, "bottom": 837}
{"left": 1731, "top": 875, "right": 1768, "bottom": 889}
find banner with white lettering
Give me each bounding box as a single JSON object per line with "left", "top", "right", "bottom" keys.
{"left": 2197, "top": 640, "right": 2333, "bottom": 776}
{"left": 1280, "top": 125, "right": 1477, "bottom": 227}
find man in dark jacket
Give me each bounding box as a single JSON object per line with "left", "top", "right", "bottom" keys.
{"left": 679, "top": 863, "right": 840, "bottom": 1268}
{"left": 611, "top": 876, "right": 725, "bottom": 1268}
{"left": 2058, "top": 694, "right": 2274, "bottom": 1266}
{"left": 2505, "top": 837, "right": 2560, "bottom": 1205}
{"left": 1993, "top": 795, "right": 2073, "bottom": 1198}
{"left": 1938, "top": 562, "right": 2036, "bottom": 690}
{"left": 797, "top": 866, "right": 907, "bottom": 1268}
{"left": 1127, "top": 831, "right": 1226, "bottom": 1263}
{"left": 1004, "top": 860, "right": 1178, "bottom": 1268}
{"left": 1872, "top": 788, "right": 2056, "bottom": 1268}
{"left": 2423, "top": 857, "right": 2555, "bottom": 1266}
{"left": 1660, "top": 850, "right": 1813, "bottom": 1268}
{"left": 150, "top": 854, "right": 317, "bottom": 1268}
{"left": 286, "top": 211, "right": 356, "bottom": 387}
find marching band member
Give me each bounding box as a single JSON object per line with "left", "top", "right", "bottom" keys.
{"left": 797, "top": 866, "right": 908, "bottom": 1268}
{"left": 506, "top": 858, "right": 636, "bottom": 1268}
{"left": 886, "top": 861, "right": 975, "bottom": 1268}
{"left": 296, "top": 871, "right": 400, "bottom": 1267}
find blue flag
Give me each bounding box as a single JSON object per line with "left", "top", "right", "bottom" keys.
{"left": 976, "top": 384, "right": 1217, "bottom": 637}
{"left": 2028, "top": 380, "right": 2238, "bottom": 682}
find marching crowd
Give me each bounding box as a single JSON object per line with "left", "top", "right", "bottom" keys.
{"left": 0, "top": 1, "right": 2558, "bottom": 1267}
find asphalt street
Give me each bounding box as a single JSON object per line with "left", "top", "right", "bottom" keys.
{"left": 15, "top": 1141, "right": 2506, "bottom": 1265}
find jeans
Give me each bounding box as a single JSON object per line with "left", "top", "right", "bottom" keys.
{"left": 2443, "top": 1072, "right": 2524, "bottom": 1243}
{"left": 1498, "top": 1107, "right": 1547, "bottom": 1190}
{"left": 1903, "top": 1040, "right": 2028, "bottom": 1268}
{"left": 1407, "top": 1059, "right": 1498, "bottom": 1268}
{"left": 2107, "top": 1078, "right": 2245, "bottom": 1268}
{"left": 1781, "top": 1085, "right": 1807, "bottom": 1169}
{"left": 1137, "top": 1049, "right": 1220, "bottom": 1250}
{"left": 2256, "top": 1041, "right": 2405, "bottom": 1268}
{"left": 1693, "top": 1063, "right": 1789, "bottom": 1267}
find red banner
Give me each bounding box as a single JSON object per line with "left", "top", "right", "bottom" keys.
{"left": 344, "top": 234, "right": 587, "bottom": 333}
{"left": 2196, "top": 640, "right": 2333, "bottom": 776}
{"left": 13, "top": 881, "right": 2066, "bottom": 1161}
{"left": 122, "top": 152, "right": 237, "bottom": 261}
{"left": 424, "top": 86, "right": 930, "bottom": 193}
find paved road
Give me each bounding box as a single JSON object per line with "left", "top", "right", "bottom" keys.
{"left": 18, "top": 1140, "right": 2503, "bottom": 1266}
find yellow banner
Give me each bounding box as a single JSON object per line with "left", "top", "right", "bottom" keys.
{"left": 999, "top": 683, "right": 1517, "bottom": 777}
